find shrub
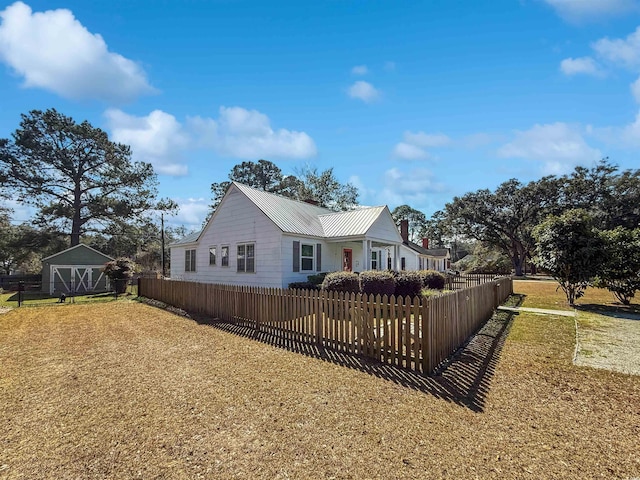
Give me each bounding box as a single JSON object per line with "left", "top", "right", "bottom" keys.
{"left": 422, "top": 288, "right": 443, "bottom": 298}
{"left": 103, "top": 257, "right": 139, "bottom": 294}
{"left": 419, "top": 270, "right": 446, "bottom": 290}
{"left": 359, "top": 270, "right": 396, "bottom": 297}
{"left": 394, "top": 271, "right": 423, "bottom": 299}
{"left": 321, "top": 271, "right": 360, "bottom": 293}
{"left": 307, "top": 272, "right": 328, "bottom": 286}
{"left": 103, "top": 257, "right": 138, "bottom": 280}
{"left": 288, "top": 281, "right": 317, "bottom": 290}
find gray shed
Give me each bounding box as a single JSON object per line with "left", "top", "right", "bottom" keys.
{"left": 41, "top": 244, "right": 114, "bottom": 295}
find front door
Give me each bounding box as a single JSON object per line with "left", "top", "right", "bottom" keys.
{"left": 343, "top": 248, "right": 353, "bottom": 272}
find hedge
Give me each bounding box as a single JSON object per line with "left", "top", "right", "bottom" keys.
{"left": 419, "top": 269, "right": 446, "bottom": 290}
{"left": 394, "top": 271, "right": 423, "bottom": 298}
{"left": 321, "top": 271, "right": 360, "bottom": 293}
{"left": 359, "top": 270, "right": 396, "bottom": 296}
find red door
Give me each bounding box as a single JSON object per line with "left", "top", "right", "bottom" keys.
{"left": 343, "top": 248, "right": 353, "bottom": 271}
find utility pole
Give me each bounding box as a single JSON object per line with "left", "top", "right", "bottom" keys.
{"left": 161, "top": 213, "right": 166, "bottom": 278}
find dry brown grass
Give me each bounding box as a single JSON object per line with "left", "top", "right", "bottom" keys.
{"left": 1, "top": 300, "right": 639, "bottom": 479}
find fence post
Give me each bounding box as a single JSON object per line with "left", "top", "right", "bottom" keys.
{"left": 493, "top": 282, "right": 499, "bottom": 309}
{"left": 18, "top": 281, "right": 24, "bottom": 307}
{"left": 137, "top": 277, "right": 142, "bottom": 298}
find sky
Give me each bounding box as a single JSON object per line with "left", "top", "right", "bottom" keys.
{"left": 1, "top": 0, "right": 640, "bottom": 231}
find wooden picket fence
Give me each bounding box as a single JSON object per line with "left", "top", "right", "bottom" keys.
{"left": 445, "top": 273, "right": 504, "bottom": 290}
{"left": 139, "top": 277, "right": 513, "bottom": 374}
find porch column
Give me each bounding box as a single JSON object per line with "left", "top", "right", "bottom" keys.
{"left": 394, "top": 244, "right": 400, "bottom": 270}
{"left": 362, "top": 240, "right": 370, "bottom": 271}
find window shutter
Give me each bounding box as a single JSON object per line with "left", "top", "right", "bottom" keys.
{"left": 293, "top": 241, "right": 300, "bottom": 272}
{"left": 316, "top": 243, "right": 322, "bottom": 271}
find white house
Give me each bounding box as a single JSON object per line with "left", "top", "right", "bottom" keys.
{"left": 396, "top": 220, "right": 451, "bottom": 272}
{"left": 170, "top": 182, "right": 407, "bottom": 288}
{"left": 170, "top": 182, "right": 450, "bottom": 288}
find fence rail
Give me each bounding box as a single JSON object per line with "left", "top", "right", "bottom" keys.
{"left": 445, "top": 273, "right": 504, "bottom": 290}
{"left": 139, "top": 277, "right": 513, "bottom": 374}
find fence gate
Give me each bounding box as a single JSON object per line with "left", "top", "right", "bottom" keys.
{"left": 49, "top": 265, "right": 108, "bottom": 295}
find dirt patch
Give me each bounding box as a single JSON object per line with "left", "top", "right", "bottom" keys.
{"left": 575, "top": 310, "right": 640, "bottom": 376}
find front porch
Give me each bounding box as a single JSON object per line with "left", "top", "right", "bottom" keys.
{"left": 325, "top": 238, "right": 402, "bottom": 273}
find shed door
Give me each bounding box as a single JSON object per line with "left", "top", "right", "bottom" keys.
{"left": 50, "top": 265, "right": 107, "bottom": 295}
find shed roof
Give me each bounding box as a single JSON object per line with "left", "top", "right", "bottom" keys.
{"left": 42, "top": 244, "right": 114, "bottom": 263}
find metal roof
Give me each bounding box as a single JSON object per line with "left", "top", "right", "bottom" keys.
{"left": 169, "top": 230, "right": 201, "bottom": 246}
{"left": 233, "top": 182, "right": 333, "bottom": 237}
{"left": 172, "top": 183, "right": 395, "bottom": 244}
{"left": 319, "top": 206, "right": 387, "bottom": 237}
{"left": 404, "top": 241, "right": 449, "bottom": 258}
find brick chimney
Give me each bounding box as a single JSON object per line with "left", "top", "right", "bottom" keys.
{"left": 422, "top": 237, "right": 429, "bottom": 249}
{"left": 400, "top": 219, "right": 409, "bottom": 243}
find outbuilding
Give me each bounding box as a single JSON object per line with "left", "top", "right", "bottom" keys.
{"left": 41, "top": 244, "right": 114, "bottom": 295}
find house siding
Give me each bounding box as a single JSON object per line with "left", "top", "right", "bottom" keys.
{"left": 170, "top": 187, "right": 284, "bottom": 287}
{"left": 367, "top": 210, "right": 403, "bottom": 244}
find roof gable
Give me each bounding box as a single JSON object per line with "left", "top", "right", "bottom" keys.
{"left": 171, "top": 182, "right": 406, "bottom": 244}
{"left": 233, "top": 182, "right": 332, "bottom": 237}
{"left": 319, "top": 206, "right": 389, "bottom": 238}
{"left": 42, "top": 244, "right": 114, "bottom": 263}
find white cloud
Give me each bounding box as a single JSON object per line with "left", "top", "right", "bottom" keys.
{"left": 392, "top": 142, "right": 429, "bottom": 160}
{"left": 378, "top": 168, "right": 445, "bottom": 207}
{"left": 0, "top": 2, "right": 154, "bottom": 102}
{"left": 105, "top": 109, "right": 189, "bottom": 176}
{"left": 347, "top": 81, "right": 380, "bottom": 103}
{"left": 631, "top": 77, "right": 640, "bottom": 103}
{"left": 560, "top": 56, "right": 603, "bottom": 76}
{"left": 543, "top": 0, "right": 639, "bottom": 22}
{"left": 188, "top": 106, "right": 317, "bottom": 159}
{"left": 592, "top": 26, "right": 640, "bottom": 70}
{"left": 403, "top": 131, "right": 451, "bottom": 148}
{"left": 173, "top": 197, "right": 210, "bottom": 228}
{"left": 392, "top": 131, "right": 451, "bottom": 160}
{"left": 351, "top": 65, "right": 368, "bottom": 75}
{"left": 497, "top": 122, "right": 602, "bottom": 174}
{"left": 620, "top": 111, "right": 640, "bottom": 145}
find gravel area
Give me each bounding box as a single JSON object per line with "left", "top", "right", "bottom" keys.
{"left": 575, "top": 310, "right": 640, "bottom": 376}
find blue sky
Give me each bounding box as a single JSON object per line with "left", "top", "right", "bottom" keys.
{"left": 1, "top": 0, "right": 640, "bottom": 230}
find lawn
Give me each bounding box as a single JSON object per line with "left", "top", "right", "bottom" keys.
{"left": 0, "top": 293, "right": 639, "bottom": 478}
{"left": 0, "top": 285, "right": 138, "bottom": 308}
{"left": 513, "top": 278, "right": 639, "bottom": 312}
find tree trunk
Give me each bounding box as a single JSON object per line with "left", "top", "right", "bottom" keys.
{"left": 512, "top": 254, "right": 525, "bottom": 276}
{"left": 70, "top": 182, "right": 82, "bottom": 246}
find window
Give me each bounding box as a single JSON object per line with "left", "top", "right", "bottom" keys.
{"left": 185, "top": 249, "right": 196, "bottom": 272}
{"left": 387, "top": 256, "right": 392, "bottom": 270}
{"left": 371, "top": 250, "right": 379, "bottom": 270}
{"left": 221, "top": 245, "right": 229, "bottom": 267}
{"left": 401, "top": 257, "right": 406, "bottom": 271}
{"left": 237, "top": 243, "right": 255, "bottom": 273}
{"left": 301, "top": 244, "right": 314, "bottom": 271}
{"left": 209, "top": 246, "right": 216, "bottom": 266}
